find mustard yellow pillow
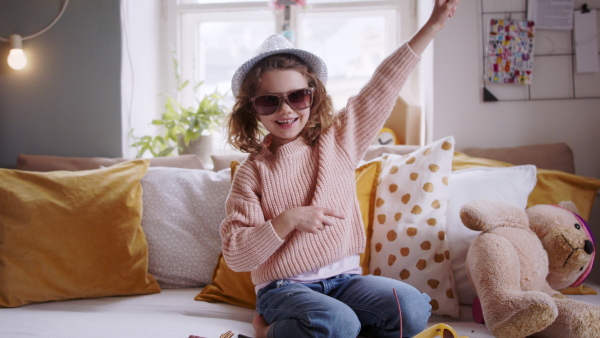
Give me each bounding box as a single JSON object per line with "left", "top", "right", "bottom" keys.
{"left": 195, "top": 161, "right": 382, "bottom": 308}
{"left": 195, "top": 253, "right": 256, "bottom": 308}
{"left": 355, "top": 161, "right": 382, "bottom": 274}
{"left": 452, "top": 151, "right": 600, "bottom": 220}
{"left": 0, "top": 160, "right": 160, "bottom": 307}
{"left": 452, "top": 151, "right": 512, "bottom": 170}
{"left": 528, "top": 168, "right": 600, "bottom": 220}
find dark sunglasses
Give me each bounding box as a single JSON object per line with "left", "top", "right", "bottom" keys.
{"left": 250, "top": 87, "right": 315, "bottom": 115}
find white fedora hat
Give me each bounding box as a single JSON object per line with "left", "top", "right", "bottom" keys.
{"left": 231, "top": 35, "right": 328, "bottom": 98}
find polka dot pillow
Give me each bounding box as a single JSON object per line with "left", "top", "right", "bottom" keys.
{"left": 141, "top": 167, "right": 232, "bottom": 288}
{"left": 369, "top": 136, "right": 459, "bottom": 317}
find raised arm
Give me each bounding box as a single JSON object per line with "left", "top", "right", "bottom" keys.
{"left": 408, "top": 0, "right": 460, "bottom": 56}
{"left": 332, "top": 0, "right": 459, "bottom": 166}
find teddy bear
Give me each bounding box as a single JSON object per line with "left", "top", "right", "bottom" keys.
{"left": 460, "top": 199, "right": 599, "bottom": 338}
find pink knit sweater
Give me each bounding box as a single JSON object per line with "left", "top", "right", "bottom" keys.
{"left": 221, "top": 43, "right": 420, "bottom": 286}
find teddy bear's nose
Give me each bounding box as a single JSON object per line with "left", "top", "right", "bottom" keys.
{"left": 584, "top": 240, "right": 594, "bottom": 255}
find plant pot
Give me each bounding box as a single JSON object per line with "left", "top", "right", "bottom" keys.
{"left": 178, "top": 135, "right": 213, "bottom": 167}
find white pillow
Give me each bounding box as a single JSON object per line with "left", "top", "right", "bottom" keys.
{"left": 369, "top": 136, "right": 459, "bottom": 317}
{"left": 140, "top": 167, "right": 232, "bottom": 288}
{"left": 446, "top": 165, "right": 537, "bottom": 304}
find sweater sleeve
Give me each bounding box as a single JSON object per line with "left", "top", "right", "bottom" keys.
{"left": 220, "top": 162, "right": 284, "bottom": 272}
{"left": 335, "top": 42, "right": 421, "bottom": 166}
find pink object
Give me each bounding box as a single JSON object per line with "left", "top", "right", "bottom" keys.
{"left": 270, "top": 0, "right": 307, "bottom": 10}
{"left": 472, "top": 297, "right": 485, "bottom": 324}
{"left": 568, "top": 212, "right": 595, "bottom": 287}
{"left": 222, "top": 44, "right": 420, "bottom": 287}
{"left": 552, "top": 205, "right": 596, "bottom": 287}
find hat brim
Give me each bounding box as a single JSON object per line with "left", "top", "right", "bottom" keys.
{"left": 231, "top": 46, "right": 327, "bottom": 98}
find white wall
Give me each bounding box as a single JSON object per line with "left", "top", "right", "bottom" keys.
{"left": 121, "top": 0, "right": 164, "bottom": 159}
{"left": 433, "top": 1, "right": 599, "bottom": 180}
{"left": 432, "top": 0, "right": 600, "bottom": 282}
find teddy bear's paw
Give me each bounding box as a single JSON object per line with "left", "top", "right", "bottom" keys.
{"left": 535, "top": 310, "right": 600, "bottom": 338}
{"left": 554, "top": 303, "right": 600, "bottom": 338}
{"left": 570, "top": 321, "right": 600, "bottom": 338}
{"left": 490, "top": 301, "right": 557, "bottom": 338}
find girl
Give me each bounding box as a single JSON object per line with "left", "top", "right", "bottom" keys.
{"left": 222, "top": 1, "right": 460, "bottom": 337}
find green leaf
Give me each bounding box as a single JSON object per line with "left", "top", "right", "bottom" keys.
{"left": 127, "top": 55, "right": 228, "bottom": 158}
{"left": 157, "top": 146, "right": 175, "bottom": 157}
{"left": 177, "top": 80, "right": 189, "bottom": 92}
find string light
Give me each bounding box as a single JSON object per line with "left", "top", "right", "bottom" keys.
{"left": 7, "top": 35, "right": 27, "bottom": 70}
{"left": 0, "top": 0, "right": 70, "bottom": 70}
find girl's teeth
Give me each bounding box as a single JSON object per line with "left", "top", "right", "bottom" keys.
{"left": 277, "top": 118, "right": 297, "bottom": 125}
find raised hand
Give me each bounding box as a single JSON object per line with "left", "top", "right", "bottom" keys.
{"left": 408, "top": 0, "right": 460, "bottom": 55}
{"left": 429, "top": 0, "right": 461, "bottom": 31}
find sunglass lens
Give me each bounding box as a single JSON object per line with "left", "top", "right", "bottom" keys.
{"left": 288, "top": 89, "right": 312, "bottom": 109}
{"left": 254, "top": 95, "right": 280, "bottom": 115}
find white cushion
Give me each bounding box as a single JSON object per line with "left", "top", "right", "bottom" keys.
{"left": 369, "top": 136, "right": 459, "bottom": 317}
{"left": 446, "top": 165, "right": 537, "bottom": 304}
{"left": 141, "top": 167, "right": 232, "bottom": 288}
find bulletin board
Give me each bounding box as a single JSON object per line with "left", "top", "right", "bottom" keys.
{"left": 480, "top": 0, "right": 600, "bottom": 102}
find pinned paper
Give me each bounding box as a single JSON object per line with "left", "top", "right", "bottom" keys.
{"left": 574, "top": 9, "right": 599, "bottom": 73}
{"left": 485, "top": 19, "right": 536, "bottom": 85}
{"left": 528, "top": 0, "right": 574, "bottom": 30}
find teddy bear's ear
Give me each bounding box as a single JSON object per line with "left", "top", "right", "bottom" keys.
{"left": 558, "top": 201, "right": 580, "bottom": 215}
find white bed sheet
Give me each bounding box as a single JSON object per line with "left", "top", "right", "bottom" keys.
{"left": 0, "top": 288, "right": 254, "bottom": 338}
{"left": 427, "top": 282, "right": 600, "bottom": 338}
{"left": 2, "top": 283, "right": 600, "bottom": 338}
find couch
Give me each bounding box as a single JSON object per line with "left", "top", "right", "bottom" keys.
{"left": 1, "top": 138, "right": 599, "bottom": 338}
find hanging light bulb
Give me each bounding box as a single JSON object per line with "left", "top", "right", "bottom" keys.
{"left": 1, "top": 0, "right": 69, "bottom": 71}
{"left": 8, "top": 34, "right": 27, "bottom": 70}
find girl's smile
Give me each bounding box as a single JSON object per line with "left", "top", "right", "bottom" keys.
{"left": 275, "top": 118, "right": 298, "bottom": 127}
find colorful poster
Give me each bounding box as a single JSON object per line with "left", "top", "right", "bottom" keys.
{"left": 485, "top": 19, "right": 535, "bottom": 85}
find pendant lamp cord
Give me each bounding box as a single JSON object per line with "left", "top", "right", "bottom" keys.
{"left": 0, "top": 0, "right": 70, "bottom": 42}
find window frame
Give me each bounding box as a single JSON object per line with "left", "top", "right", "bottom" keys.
{"left": 164, "top": 0, "right": 418, "bottom": 105}
{"left": 154, "top": 0, "right": 429, "bottom": 158}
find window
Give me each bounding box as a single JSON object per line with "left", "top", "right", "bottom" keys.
{"left": 171, "top": 0, "right": 415, "bottom": 111}
{"left": 122, "top": 0, "right": 423, "bottom": 160}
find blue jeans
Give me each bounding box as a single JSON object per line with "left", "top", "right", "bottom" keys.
{"left": 256, "top": 274, "right": 431, "bottom": 338}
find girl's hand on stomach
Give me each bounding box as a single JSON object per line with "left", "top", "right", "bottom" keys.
{"left": 272, "top": 206, "right": 346, "bottom": 238}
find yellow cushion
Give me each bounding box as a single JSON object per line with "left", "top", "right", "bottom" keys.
{"left": 528, "top": 168, "right": 600, "bottom": 220}
{"left": 194, "top": 253, "right": 256, "bottom": 308}
{"left": 0, "top": 160, "right": 160, "bottom": 307}
{"left": 452, "top": 151, "right": 512, "bottom": 170}
{"left": 195, "top": 161, "right": 382, "bottom": 308}
{"left": 355, "top": 161, "right": 382, "bottom": 274}
{"left": 452, "top": 151, "right": 600, "bottom": 220}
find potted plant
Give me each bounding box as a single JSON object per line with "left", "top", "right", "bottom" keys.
{"left": 131, "top": 60, "right": 228, "bottom": 165}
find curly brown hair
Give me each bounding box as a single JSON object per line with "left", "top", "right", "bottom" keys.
{"left": 226, "top": 54, "right": 337, "bottom": 154}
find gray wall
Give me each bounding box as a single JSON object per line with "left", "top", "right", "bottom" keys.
{"left": 0, "top": 0, "right": 121, "bottom": 169}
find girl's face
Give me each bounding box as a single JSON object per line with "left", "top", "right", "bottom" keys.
{"left": 255, "top": 69, "right": 311, "bottom": 152}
